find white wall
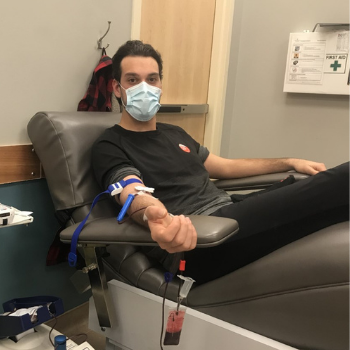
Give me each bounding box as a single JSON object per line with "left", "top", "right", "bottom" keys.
{"left": 0, "top": 0, "right": 132, "bottom": 145}
{"left": 221, "top": 0, "right": 349, "bottom": 169}
{"left": 0, "top": 0, "right": 132, "bottom": 313}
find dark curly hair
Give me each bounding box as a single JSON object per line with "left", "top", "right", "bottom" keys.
{"left": 112, "top": 40, "right": 163, "bottom": 82}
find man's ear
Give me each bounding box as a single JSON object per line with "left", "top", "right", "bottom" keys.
{"left": 112, "top": 79, "right": 121, "bottom": 98}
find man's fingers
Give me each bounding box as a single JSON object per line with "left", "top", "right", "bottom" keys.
{"left": 168, "top": 216, "right": 191, "bottom": 248}
{"left": 159, "top": 216, "right": 197, "bottom": 253}
{"left": 316, "top": 162, "right": 327, "bottom": 171}
{"left": 144, "top": 205, "right": 167, "bottom": 221}
{"left": 307, "top": 166, "right": 319, "bottom": 176}
{"left": 145, "top": 206, "right": 198, "bottom": 253}
{"left": 295, "top": 159, "right": 327, "bottom": 176}
{"left": 173, "top": 217, "right": 197, "bottom": 252}
{"left": 150, "top": 215, "right": 180, "bottom": 244}
{"left": 307, "top": 163, "right": 327, "bottom": 175}
{"left": 189, "top": 222, "right": 198, "bottom": 250}
{"left": 149, "top": 216, "right": 197, "bottom": 252}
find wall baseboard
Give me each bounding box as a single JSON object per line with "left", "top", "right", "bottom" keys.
{"left": 0, "top": 145, "right": 43, "bottom": 185}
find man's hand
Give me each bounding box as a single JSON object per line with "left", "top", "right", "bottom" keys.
{"left": 145, "top": 206, "right": 197, "bottom": 253}
{"left": 290, "top": 159, "right": 327, "bottom": 176}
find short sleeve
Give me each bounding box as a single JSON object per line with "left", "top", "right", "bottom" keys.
{"left": 198, "top": 145, "right": 210, "bottom": 163}
{"left": 91, "top": 131, "right": 141, "bottom": 190}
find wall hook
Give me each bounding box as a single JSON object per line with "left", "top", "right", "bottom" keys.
{"left": 98, "top": 21, "right": 111, "bottom": 49}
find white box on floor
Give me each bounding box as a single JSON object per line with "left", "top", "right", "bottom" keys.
{"left": 0, "top": 324, "right": 76, "bottom": 350}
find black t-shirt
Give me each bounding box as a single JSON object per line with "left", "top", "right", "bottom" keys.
{"left": 92, "top": 123, "right": 231, "bottom": 216}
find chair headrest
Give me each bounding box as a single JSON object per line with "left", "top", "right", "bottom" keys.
{"left": 27, "top": 111, "right": 120, "bottom": 211}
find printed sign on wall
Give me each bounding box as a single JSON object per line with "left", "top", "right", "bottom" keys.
{"left": 283, "top": 31, "right": 349, "bottom": 95}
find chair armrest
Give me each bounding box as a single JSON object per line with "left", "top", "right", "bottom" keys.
{"left": 60, "top": 215, "right": 239, "bottom": 247}
{"left": 213, "top": 172, "right": 309, "bottom": 191}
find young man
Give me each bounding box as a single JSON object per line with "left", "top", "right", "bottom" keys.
{"left": 92, "top": 40, "right": 349, "bottom": 284}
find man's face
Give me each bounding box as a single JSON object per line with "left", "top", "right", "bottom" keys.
{"left": 113, "top": 56, "right": 162, "bottom": 103}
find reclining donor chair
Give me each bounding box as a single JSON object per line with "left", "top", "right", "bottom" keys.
{"left": 27, "top": 111, "right": 349, "bottom": 350}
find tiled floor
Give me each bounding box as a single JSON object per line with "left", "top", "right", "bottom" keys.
{"left": 45, "top": 302, "right": 106, "bottom": 350}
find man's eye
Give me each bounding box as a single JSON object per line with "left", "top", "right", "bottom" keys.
{"left": 148, "top": 77, "right": 158, "bottom": 84}
{"left": 128, "top": 78, "right": 136, "bottom": 83}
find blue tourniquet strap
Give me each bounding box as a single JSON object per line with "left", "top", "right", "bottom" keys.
{"left": 68, "top": 178, "right": 143, "bottom": 267}
{"left": 68, "top": 190, "right": 109, "bottom": 267}
{"left": 108, "top": 178, "right": 142, "bottom": 197}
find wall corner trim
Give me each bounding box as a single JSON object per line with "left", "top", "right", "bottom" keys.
{"left": 204, "top": 0, "right": 235, "bottom": 156}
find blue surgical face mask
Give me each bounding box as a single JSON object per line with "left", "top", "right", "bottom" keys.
{"left": 119, "top": 81, "right": 161, "bottom": 122}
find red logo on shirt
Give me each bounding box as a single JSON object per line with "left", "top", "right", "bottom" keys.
{"left": 179, "top": 144, "right": 190, "bottom": 153}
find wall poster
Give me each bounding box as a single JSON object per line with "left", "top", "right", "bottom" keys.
{"left": 283, "top": 31, "right": 350, "bottom": 95}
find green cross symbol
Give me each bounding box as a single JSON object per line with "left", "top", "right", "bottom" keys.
{"left": 330, "top": 60, "right": 342, "bottom": 71}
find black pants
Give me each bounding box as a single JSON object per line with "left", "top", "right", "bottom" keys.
{"left": 185, "top": 162, "right": 349, "bottom": 285}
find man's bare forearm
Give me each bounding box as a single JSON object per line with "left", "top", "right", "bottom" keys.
{"left": 116, "top": 175, "right": 166, "bottom": 227}
{"left": 124, "top": 193, "right": 165, "bottom": 227}
{"left": 228, "top": 158, "right": 295, "bottom": 178}
{"left": 204, "top": 155, "right": 326, "bottom": 179}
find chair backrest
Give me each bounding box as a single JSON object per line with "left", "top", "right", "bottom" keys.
{"left": 27, "top": 111, "right": 121, "bottom": 220}
{"left": 28, "top": 110, "right": 179, "bottom": 297}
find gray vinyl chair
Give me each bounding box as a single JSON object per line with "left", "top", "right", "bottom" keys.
{"left": 27, "top": 111, "right": 349, "bottom": 350}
